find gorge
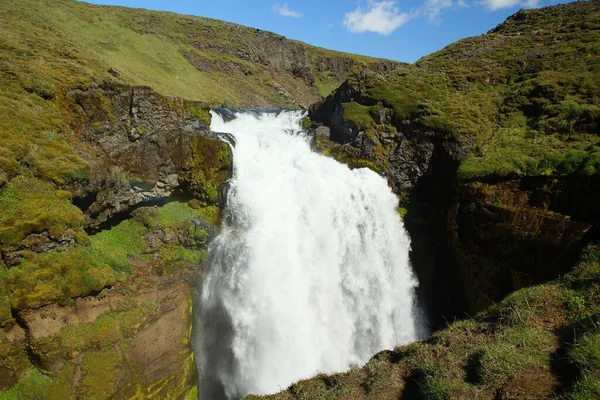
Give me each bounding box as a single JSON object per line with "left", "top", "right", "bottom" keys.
{"left": 0, "top": 0, "right": 599, "bottom": 399}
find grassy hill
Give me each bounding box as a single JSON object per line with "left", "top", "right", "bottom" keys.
{"left": 319, "top": 1, "right": 600, "bottom": 181}
{"left": 0, "top": 0, "right": 393, "bottom": 108}
{"left": 0, "top": 0, "right": 598, "bottom": 399}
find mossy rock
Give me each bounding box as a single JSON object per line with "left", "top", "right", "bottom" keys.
{"left": 186, "top": 137, "right": 232, "bottom": 204}
{"left": 0, "top": 176, "right": 85, "bottom": 246}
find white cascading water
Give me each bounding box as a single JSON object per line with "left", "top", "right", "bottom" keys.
{"left": 198, "top": 110, "right": 419, "bottom": 399}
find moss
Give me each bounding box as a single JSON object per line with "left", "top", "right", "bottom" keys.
{"left": 187, "top": 104, "right": 211, "bottom": 126}
{"left": 0, "top": 176, "right": 85, "bottom": 246}
{"left": 81, "top": 347, "right": 122, "bottom": 400}
{"left": 135, "top": 201, "right": 220, "bottom": 229}
{"left": 341, "top": 102, "right": 377, "bottom": 130}
{"left": 88, "top": 219, "right": 147, "bottom": 275}
{"left": 301, "top": 116, "right": 312, "bottom": 129}
{"left": 7, "top": 218, "right": 147, "bottom": 310}
{"left": 32, "top": 300, "right": 157, "bottom": 361}
{"left": 325, "top": 145, "right": 382, "bottom": 173}
{"left": 0, "top": 368, "right": 75, "bottom": 400}
{"left": 396, "top": 207, "right": 408, "bottom": 219}
{"left": 187, "top": 137, "right": 231, "bottom": 204}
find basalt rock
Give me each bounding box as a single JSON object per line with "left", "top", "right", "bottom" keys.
{"left": 70, "top": 82, "right": 232, "bottom": 228}
{"left": 449, "top": 178, "right": 596, "bottom": 312}
{"left": 310, "top": 54, "right": 599, "bottom": 324}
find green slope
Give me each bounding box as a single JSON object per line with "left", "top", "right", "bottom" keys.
{"left": 0, "top": 0, "right": 392, "bottom": 108}
{"left": 329, "top": 1, "right": 600, "bottom": 180}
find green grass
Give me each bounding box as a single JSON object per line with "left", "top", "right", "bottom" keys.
{"left": 0, "top": 368, "right": 76, "bottom": 400}
{"left": 251, "top": 243, "right": 600, "bottom": 400}
{"left": 5, "top": 199, "right": 216, "bottom": 310}
{"left": 0, "top": 0, "right": 387, "bottom": 265}
{"left": 341, "top": 102, "right": 377, "bottom": 130}
{"left": 334, "top": 2, "right": 600, "bottom": 181}
{"left": 0, "top": 0, "right": 388, "bottom": 108}
{"left": 0, "top": 176, "right": 85, "bottom": 245}
{"left": 136, "top": 201, "right": 220, "bottom": 229}
{"left": 81, "top": 346, "right": 122, "bottom": 400}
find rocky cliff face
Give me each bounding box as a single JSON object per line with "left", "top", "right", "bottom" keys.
{"left": 309, "top": 1, "right": 600, "bottom": 321}
{"left": 0, "top": 81, "right": 231, "bottom": 398}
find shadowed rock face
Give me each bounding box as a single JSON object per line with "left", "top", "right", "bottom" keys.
{"left": 311, "top": 75, "right": 598, "bottom": 324}
{"left": 308, "top": 1, "right": 600, "bottom": 324}
{"left": 449, "top": 178, "right": 596, "bottom": 312}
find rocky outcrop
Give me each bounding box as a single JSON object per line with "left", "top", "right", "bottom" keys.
{"left": 69, "top": 82, "right": 231, "bottom": 229}
{"left": 308, "top": 2, "right": 600, "bottom": 320}
{"left": 449, "top": 178, "right": 595, "bottom": 311}
{"left": 0, "top": 82, "right": 231, "bottom": 398}
{"left": 312, "top": 80, "right": 598, "bottom": 320}
{"left": 187, "top": 28, "right": 401, "bottom": 89}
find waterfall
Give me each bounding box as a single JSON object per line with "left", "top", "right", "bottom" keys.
{"left": 198, "top": 110, "right": 419, "bottom": 399}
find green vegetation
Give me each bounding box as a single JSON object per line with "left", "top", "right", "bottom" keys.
{"left": 338, "top": 2, "right": 600, "bottom": 180}
{"left": 341, "top": 102, "right": 377, "bottom": 130}
{"left": 0, "top": 176, "right": 85, "bottom": 245}
{"left": 0, "top": 0, "right": 385, "bottom": 265}
{"left": 7, "top": 218, "right": 145, "bottom": 310}
{"left": 0, "top": 368, "right": 76, "bottom": 400}
{"left": 3, "top": 200, "right": 215, "bottom": 311}
{"left": 251, "top": 243, "right": 600, "bottom": 400}
{"left": 0, "top": 199, "right": 214, "bottom": 398}
{"left": 0, "top": 0, "right": 388, "bottom": 109}
{"left": 34, "top": 302, "right": 157, "bottom": 359}
{"left": 187, "top": 137, "right": 232, "bottom": 204}
{"left": 396, "top": 207, "right": 408, "bottom": 219}
{"left": 80, "top": 347, "right": 122, "bottom": 399}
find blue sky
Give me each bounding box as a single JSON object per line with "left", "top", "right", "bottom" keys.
{"left": 81, "top": 0, "right": 573, "bottom": 62}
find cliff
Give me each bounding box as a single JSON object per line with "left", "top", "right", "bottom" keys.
{"left": 309, "top": 0, "right": 600, "bottom": 320}
{"left": 0, "top": 79, "right": 231, "bottom": 398}
{"left": 253, "top": 2, "right": 600, "bottom": 399}
{"left": 0, "top": 0, "right": 398, "bottom": 396}
{"left": 1, "top": 0, "right": 599, "bottom": 399}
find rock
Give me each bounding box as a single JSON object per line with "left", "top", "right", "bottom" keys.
{"left": 18, "top": 270, "right": 198, "bottom": 399}
{"left": 71, "top": 82, "right": 231, "bottom": 228}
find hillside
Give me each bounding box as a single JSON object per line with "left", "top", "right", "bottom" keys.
{"left": 310, "top": 0, "right": 600, "bottom": 319}
{"left": 259, "top": 2, "right": 600, "bottom": 399}
{"left": 0, "top": 0, "right": 396, "bottom": 108}
{"left": 0, "top": 0, "right": 599, "bottom": 399}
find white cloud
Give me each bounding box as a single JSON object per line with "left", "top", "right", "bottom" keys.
{"left": 343, "top": 1, "right": 413, "bottom": 36}
{"left": 272, "top": 3, "right": 303, "bottom": 18}
{"left": 478, "top": 0, "right": 540, "bottom": 11}
{"left": 423, "top": 0, "right": 454, "bottom": 22}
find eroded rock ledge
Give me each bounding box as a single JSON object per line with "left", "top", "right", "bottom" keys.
{"left": 0, "top": 82, "right": 231, "bottom": 398}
